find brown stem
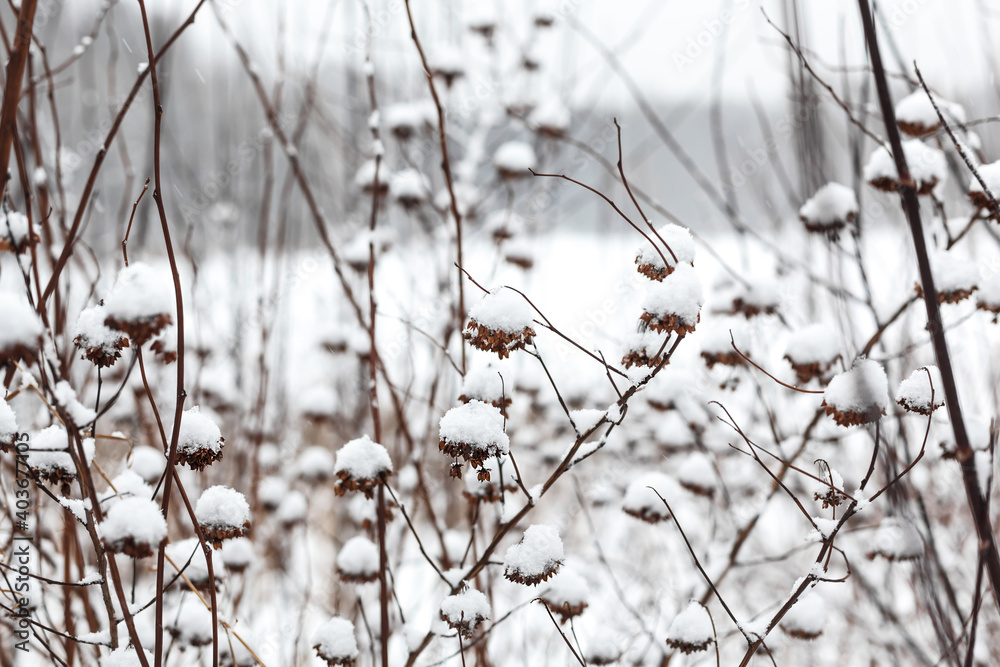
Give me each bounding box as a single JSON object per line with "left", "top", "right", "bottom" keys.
{"left": 0, "top": 0, "right": 38, "bottom": 199}
{"left": 858, "top": 0, "right": 1000, "bottom": 611}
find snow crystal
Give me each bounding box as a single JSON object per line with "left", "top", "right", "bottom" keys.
{"left": 823, "top": 358, "right": 889, "bottom": 417}
{"left": 570, "top": 409, "right": 605, "bottom": 434}
{"left": 640, "top": 263, "right": 704, "bottom": 325}
{"left": 894, "top": 90, "right": 964, "bottom": 131}
{"left": 54, "top": 380, "right": 97, "bottom": 425}
{"left": 635, "top": 223, "right": 696, "bottom": 272}
{"left": 784, "top": 324, "right": 840, "bottom": 365}
{"left": 665, "top": 601, "right": 714, "bottom": 649}
{"left": 439, "top": 400, "right": 510, "bottom": 454}
{"left": 493, "top": 141, "right": 536, "bottom": 176}
{"left": 32, "top": 167, "right": 47, "bottom": 186}
{"left": 177, "top": 406, "right": 223, "bottom": 456}
{"left": 103, "top": 263, "right": 173, "bottom": 323}
{"left": 334, "top": 435, "right": 392, "bottom": 479}
{"left": 896, "top": 366, "right": 945, "bottom": 414}
{"left": 0, "top": 292, "right": 43, "bottom": 351}
{"left": 799, "top": 182, "right": 858, "bottom": 226}
{"left": 440, "top": 587, "right": 490, "bottom": 629}
{"left": 313, "top": 617, "right": 359, "bottom": 663}
{"left": 863, "top": 140, "right": 947, "bottom": 191}
{"left": 100, "top": 497, "right": 167, "bottom": 547}
{"left": 503, "top": 524, "right": 563, "bottom": 584}
{"left": 195, "top": 486, "right": 250, "bottom": 529}
{"left": 467, "top": 287, "right": 534, "bottom": 333}
{"left": 336, "top": 535, "right": 379, "bottom": 578}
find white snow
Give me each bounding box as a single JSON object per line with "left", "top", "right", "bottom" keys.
{"left": 27, "top": 426, "right": 94, "bottom": 478}
{"left": 896, "top": 366, "right": 945, "bottom": 413}
{"left": 334, "top": 435, "right": 392, "bottom": 479}
{"left": 390, "top": 169, "right": 429, "bottom": 204}
{"left": 101, "top": 647, "right": 155, "bottom": 667}
{"left": 783, "top": 593, "right": 828, "bottom": 638}
{"left": 570, "top": 409, "right": 606, "bottom": 433}
{"left": 276, "top": 490, "right": 308, "bottom": 524}
{"left": 102, "top": 470, "right": 153, "bottom": 504}
{"left": 484, "top": 210, "right": 527, "bottom": 238}
{"left": 969, "top": 160, "right": 1000, "bottom": 199}
{"left": 540, "top": 567, "right": 589, "bottom": 608}
{"left": 503, "top": 524, "right": 563, "bottom": 583}
{"left": 313, "top": 617, "right": 359, "bottom": 663}
{"left": 129, "top": 446, "right": 165, "bottom": 484}
{"left": 439, "top": 401, "right": 510, "bottom": 455}
{"left": 54, "top": 380, "right": 97, "bottom": 425}
{"left": 493, "top": 141, "right": 536, "bottom": 175}
{"left": 176, "top": 406, "right": 223, "bottom": 457}
{"left": 295, "top": 445, "right": 336, "bottom": 480}
{"left": 258, "top": 476, "right": 288, "bottom": 509}
{"left": 640, "top": 263, "right": 704, "bottom": 325}
{"left": 100, "top": 497, "right": 167, "bottom": 548}
{"left": 0, "top": 211, "right": 33, "bottom": 247}
{"left": 677, "top": 453, "right": 716, "bottom": 492}
{"left": 623, "top": 472, "right": 685, "bottom": 521}
{"left": 336, "top": 536, "right": 379, "bottom": 579}
{"left": 863, "top": 140, "right": 947, "bottom": 190}
{"left": 429, "top": 45, "right": 466, "bottom": 78}
{"left": 871, "top": 516, "right": 923, "bottom": 560}
{"left": 385, "top": 101, "right": 434, "bottom": 135}
{"left": 467, "top": 287, "right": 534, "bottom": 333}
{"left": 354, "top": 159, "right": 390, "bottom": 191}
{"left": 823, "top": 358, "right": 889, "bottom": 415}
{"left": 799, "top": 182, "right": 858, "bottom": 226}
{"left": 165, "top": 537, "right": 220, "bottom": 585}
{"left": 665, "top": 601, "right": 714, "bottom": 648}
{"left": 0, "top": 400, "right": 17, "bottom": 443}
{"left": 195, "top": 486, "right": 250, "bottom": 530}
{"left": 928, "top": 252, "right": 978, "bottom": 294}
{"left": 978, "top": 271, "right": 1000, "bottom": 309}
{"left": 220, "top": 537, "right": 254, "bottom": 571}
{"left": 894, "top": 90, "right": 964, "bottom": 130}
{"left": 636, "top": 224, "right": 697, "bottom": 273}
{"left": 75, "top": 304, "right": 127, "bottom": 356}
{"left": 529, "top": 99, "right": 571, "bottom": 135}
{"left": 784, "top": 324, "right": 840, "bottom": 364}
{"left": 0, "top": 292, "right": 43, "bottom": 352}
{"left": 103, "top": 263, "right": 173, "bottom": 323}
{"left": 460, "top": 362, "right": 510, "bottom": 403}
{"left": 440, "top": 587, "right": 490, "bottom": 629}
